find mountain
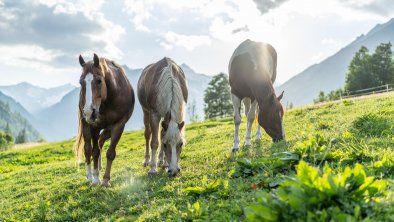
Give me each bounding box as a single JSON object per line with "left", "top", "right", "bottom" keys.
{"left": 0, "top": 91, "right": 42, "bottom": 142}
{"left": 36, "top": 64, "right": 212, "bottom": 141}
{"left": 276, "top": 18, "right": 394, "bottom": 106}
{"left": 0, "top": 82, "right": 75, "bottom": 113}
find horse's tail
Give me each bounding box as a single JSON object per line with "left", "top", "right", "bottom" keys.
{"left": 73, "top": 112, "right": 84, "bottom": 164}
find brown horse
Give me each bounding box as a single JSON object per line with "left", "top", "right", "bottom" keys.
{"left": 137, "top": 57, "right": 188, "bottom": 176}
{"left": 75, "top": 53, "right": 135, "bottom": 187}
{"left": 229, "top": 39, "right": 284, "bottom": 152}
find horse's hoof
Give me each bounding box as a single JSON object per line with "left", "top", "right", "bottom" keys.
{"left": 86, "top": 176, "right": 93, "bottom": 183}
{"left": 232, "top": 147, "right": 239, "bottom": 152}
{"left": 91, "top": 180, "right": 101, "bottom": 186}
{"left": 244, "top": 142, "right": 252, "bottom": 146}
{"left": 147, "top": 171, "right": 158, "bottom": 176}
{"left": 101, "top": 179, "right": 111, "bottom": 188}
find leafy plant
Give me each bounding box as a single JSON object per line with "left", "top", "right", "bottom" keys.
{"left": 245, "top": 161, "right": 387, "bottom": 221}
{"left": 182, "top": 176, "right": 230, "bottom": 197}
{"left": 371, "top": 154, "right": 394, "bottom": 178}
{"left": 292, "top": 134, "right": 335, "bottom": 164}
{"left": 232, "top": 154, "right": 299, "bottom": 178}
{"left": 181, "top": 201, "right": 203, "bottom": 220}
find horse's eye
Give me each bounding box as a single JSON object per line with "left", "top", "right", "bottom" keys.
{"left": 163, "top": 144, "right": 167, "bottom": 148}
{"left": 96, "top": 79, "right": 102, "bottom": 84}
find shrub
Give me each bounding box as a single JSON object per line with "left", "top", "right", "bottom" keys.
{"left": 245, "top": 161, "right": 387, "bottom": 221}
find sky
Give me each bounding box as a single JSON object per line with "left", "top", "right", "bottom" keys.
{"left": 0, "top": 0, "right": 393, "bottom": 88}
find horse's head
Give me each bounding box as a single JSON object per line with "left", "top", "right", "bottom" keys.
{"left": 258, "top": 91, "right": 285, "bottom": 142}
{"left": 78, "top": 54, "right": 107, "bottom": 125}
{"left": 161, "top": 113, "right": 185, "bottom": 177}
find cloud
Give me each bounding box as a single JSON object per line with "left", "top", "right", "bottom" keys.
{"left": 0, "top": 0, "right": 124, "bottom": 69}
{"left": 160, "top": 32, "right": 211, "bottom": 51}
{"left": 340, "top": 0, "right": 394, "bottom": 17}
{"left": 252, "top": 0, "right": 289, "bottom": 14}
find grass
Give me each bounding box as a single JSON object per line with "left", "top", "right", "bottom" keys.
{"left": 1, "top": 95, "right": 394, "bottom": 221}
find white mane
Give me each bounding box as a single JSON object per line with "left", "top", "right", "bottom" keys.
{"left": 156, "top": 63, "right": 185, "bottom": 123}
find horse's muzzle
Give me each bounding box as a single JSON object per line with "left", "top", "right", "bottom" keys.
{"left": 168, "top": 168, "right": 180, "bottom": 177}
{"left": 273, "top": 137, "right": 285, "bottom": 143}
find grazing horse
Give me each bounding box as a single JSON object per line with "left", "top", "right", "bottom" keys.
{"left": 137, "top": 57, "right": 188, "bottom": 177}
{"left": 75, "top": 53, "right": 135, "bottom": 187}
{"left": 229, "top": 39, "right": 285, "bottom": 152}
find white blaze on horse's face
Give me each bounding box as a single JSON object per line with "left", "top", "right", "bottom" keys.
{"left": 83, "top": 73, "right": 95, "bottom": 122}
{"left": 162, "top": 120, "right": 184, "bottom": 176}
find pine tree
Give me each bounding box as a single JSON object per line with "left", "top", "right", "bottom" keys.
{"left": 345, "top": 46, "right": 374, "bottom": 92}
{"left": 15, "top": 128, "right": 27, "bottom": 144}
{"left": 204, "top": 73, "right": 233, "bottom": 119}
{"left": 370, "top": 42, "right": 394, "bottom": 85}
{"left": 5, "top": 122, "right": 11, "bottom": 135}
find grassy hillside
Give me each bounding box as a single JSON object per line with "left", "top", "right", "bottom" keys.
{"left": 1, "top": 94, "right": 394, "bottom": 221}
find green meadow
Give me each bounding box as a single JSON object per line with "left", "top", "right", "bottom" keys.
{"left": 1, "top": 94, "right": 394, "bottom": 221}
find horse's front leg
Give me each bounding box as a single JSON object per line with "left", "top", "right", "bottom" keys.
{"left": 255, "top": 106, "right": 262, "bottom": 141}
{"left": 245, "top": 100, "right": 258, "bottom": 146}
{"left": 98, "top": 129, "right": 111, "bottom": 171}
{"left": 82, "top": 125, "right": 93, "bottom": 183}
{"left": 91, "top": 128, "right": 101, "bottom": 186}
{"left": 102, "top": 122, "right": 125, "bottom": 187}
{"left": 148, "top": 113, "right": 160, "bottom": 175}
{"left": 84, "top": 142, "right": 93, "bottom": 183}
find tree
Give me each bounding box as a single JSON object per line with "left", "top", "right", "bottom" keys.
{"left": 204, "top": 73, "right": 233, "bottom": 119}
{"left": 5, "top": 122, "right": 11, "bottom": 135}
{"left": 15, "top": 128, "right": 27, "bottom": 144}
{"left": 370, "top": 42, "right": 394, "bottom": 85}
{"left": 345, "top": 43, "right": 394, "bottom": 92}
{"left": 314, "top": 91, "right": 326, "bottom": 103}
{"left": 0, "top": 130, "right": 13, "bottom": 150}
{"left": 345, "top": 46, "right": 374, "bottom": 92}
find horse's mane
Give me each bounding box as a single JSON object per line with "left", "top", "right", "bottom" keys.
{"left": 156, "top": 60, "right": 186, "bottom": 123}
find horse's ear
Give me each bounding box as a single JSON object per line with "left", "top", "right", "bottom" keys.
{"left": 79, "top": 55, "right": 86, "bottom": 67}
{"left": 93, "top": 53, "right": 99, "bottom": 67}
{"left": 277, "top": 91, "right": 284, "bottom": 101}
{"left": 161, "top": 121, "right": 168, "bottom": 131}
{"left": 178, "top": 121, "right": 185, "bottom": 130}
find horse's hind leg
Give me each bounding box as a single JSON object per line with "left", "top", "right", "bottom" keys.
{"left": 245, "top": 100, "right": 258, "bottom": 146}
{"left": 143, "top": 110, "right": 151, "bottom": 167}
{"left": 98, "top": 129, "right": 111, "bottom": 171}
{"left": 102, "top": 122, "right": 126, "bottom": 187}
{"left": 231, "top": 94, "right": 241, "bottom": 152}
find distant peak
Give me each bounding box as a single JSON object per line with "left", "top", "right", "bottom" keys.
{"left": 180, "top": 63, "right": 192, "bottom": 69}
